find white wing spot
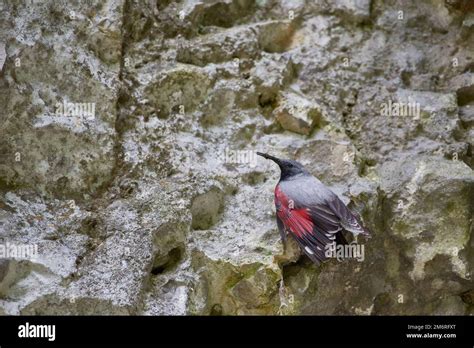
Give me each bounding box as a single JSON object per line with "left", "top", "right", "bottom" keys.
{"left": 327, "top": 228, "right": 342, "bottom": 234}
{"left": 305, "top": 246, "right": 314, "bottom": 255}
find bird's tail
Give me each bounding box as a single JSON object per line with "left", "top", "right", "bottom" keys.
{"left": 331, "top": 199, "right": 371, "bottom": 238}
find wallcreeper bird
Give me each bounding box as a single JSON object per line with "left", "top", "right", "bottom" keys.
{"left": 257, "top": 152, "right": 370, "bottom": 264}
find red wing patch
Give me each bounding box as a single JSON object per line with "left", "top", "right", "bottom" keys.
{"left": 274, "top": 185, "right": 336, "bottom": 264}
{"left": 275, "top": 185, "right": 313, "bottom": 237}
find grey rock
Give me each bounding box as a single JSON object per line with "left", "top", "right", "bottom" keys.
{"left": 273, "top": 91, "right": 325, "bottom": 135}
{"left": 379, "top": 156, "right": 473, "bottom": 281}
{"left": 330, "top": 0, "right": 372, "bottom": 23}
{"left": 0, "top": 42, "right": 5, "bottom": 72}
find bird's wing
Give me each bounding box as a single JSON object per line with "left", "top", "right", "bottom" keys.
{"left": 327, "top": 197, "right": 370, "bottom": 236}
{"left": 275, "top": 185, "right": 337, "bottom": 264}
{"left": 282, "top": 176, "right": 370, "bottom": 237}
{"left": 277, "top": 205, "right": 337, "bottom": 264}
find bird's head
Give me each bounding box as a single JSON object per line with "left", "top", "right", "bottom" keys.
{"left": 257, "top": 152, "right": 309, "bottom": 180}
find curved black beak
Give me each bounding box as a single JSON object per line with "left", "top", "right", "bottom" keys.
{"left": 257, "top": 152, "right": 281, "bottom": 165}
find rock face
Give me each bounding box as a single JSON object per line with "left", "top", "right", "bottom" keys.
{"left": 0, "top": 0, "right": 473, "bottom": 315}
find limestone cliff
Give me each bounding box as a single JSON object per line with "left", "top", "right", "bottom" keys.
{"left": 0, "top": 0, "right": 473, "bottom": 315}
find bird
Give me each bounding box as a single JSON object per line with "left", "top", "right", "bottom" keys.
{"left": 257, "top": 152, "right": 370, "bottom": 265}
